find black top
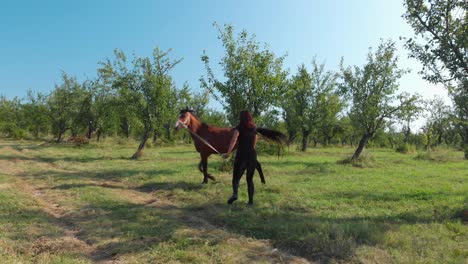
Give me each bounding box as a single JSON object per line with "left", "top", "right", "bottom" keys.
{"left": 235, "top": 125, "right": 257, "bottom": 159}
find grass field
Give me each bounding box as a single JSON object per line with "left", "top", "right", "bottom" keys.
{"left": 0, "top": 138, "right": 466, "bottom": 263}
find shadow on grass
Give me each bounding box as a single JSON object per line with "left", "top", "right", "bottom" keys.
{"left": 179, "top": 199, "right": 458, "bottom": 263}
{"left": 136, "top": 181, "right": 204, "bottom": 192}
{"left": 0, "top": 154, "right": 123, "bottom": 164}
{"left": 24, "top": 168, "right": 177, "bottom": 182}
{"left": 326, "top": 190, "right": 466, "bottom": 203}
{"left": 50, "top": 180, "right": 204, "bottom": 194}
{"left": 60, "top": 200, "right": 181, "bottom": 260}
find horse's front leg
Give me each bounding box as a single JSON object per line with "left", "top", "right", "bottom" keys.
{"left": 201, "top": 154, "right": 216, "bottom": 184}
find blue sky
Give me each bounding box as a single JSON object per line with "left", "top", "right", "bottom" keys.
{"left": 0, "top": 0, "right": 447, "bottom": 108}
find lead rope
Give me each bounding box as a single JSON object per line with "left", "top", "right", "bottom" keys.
{"left": 179, "top": 121, "right": 223, "bottom": 155}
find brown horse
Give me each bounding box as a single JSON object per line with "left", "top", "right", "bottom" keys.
{"left": 174, "top": 109, "right": 265, "bottom": 184}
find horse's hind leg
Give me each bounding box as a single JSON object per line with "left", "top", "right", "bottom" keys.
{"left": 246, "top": 163, "right": 256, "bottom": 205}
{"left": 256, "top": 161, "right": 265, "bottom": 184}
{"left": 201, "top": 155, "right": 216, "bottom": 184}
{"left": 198, "top": 160, "right": 203, "bottom": 173}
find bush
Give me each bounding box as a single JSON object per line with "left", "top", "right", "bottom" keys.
{"left": 145, "top": 141, "right": 153, "bottom": 148}
{"left": 218, "top": 156, "right": 233, "bottom": 172}
{"left": 69, "top": 136, "right": 89, "bottom": 147}
{"left": 414, "top": 149, "right": 463, "bottom": 162}
{"left": 11, "top": 128, "right": 27, "bottom": 140}
{"left": 256, "top": 141, "right": 285, "bottom": 156}
{"left": 396, "top": 143, "right": 415, "bottom": 154}
{"left": 338, "top": 152, "right": 375, "bottom": 168}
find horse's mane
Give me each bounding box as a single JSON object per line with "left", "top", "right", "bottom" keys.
{"left": 179, "top": 108, "right": 195, "bottom": 115}
{"left": 179, "top": 108, "right": 214, "bottom": 129}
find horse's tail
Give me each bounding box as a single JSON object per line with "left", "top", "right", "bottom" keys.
{"left": 257, "top": 128, "right": 288, "bottom": 146}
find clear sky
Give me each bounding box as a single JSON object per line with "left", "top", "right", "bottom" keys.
{"left": 0, "top": 0, "right": 448, "bottom": 108}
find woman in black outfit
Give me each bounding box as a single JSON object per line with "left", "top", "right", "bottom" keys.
{"left": 223, "top": 111, "right": 286, "bottom": 205}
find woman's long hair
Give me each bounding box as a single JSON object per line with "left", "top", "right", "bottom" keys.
{"left": 239, "top": 110, "right": 256, "bottom": 129}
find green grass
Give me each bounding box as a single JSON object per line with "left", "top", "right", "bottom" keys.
{"left": 0, "top": 138, "right": 466, "bottom": 263}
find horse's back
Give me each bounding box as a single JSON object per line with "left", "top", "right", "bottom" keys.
{"left": 194, "top": 124, "right": 234, "bottom": 154}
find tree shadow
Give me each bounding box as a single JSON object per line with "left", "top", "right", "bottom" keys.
{"left": 136, "top": 181, "right": 204, "bottom": 193}
{"left": 60, "top": 199, "right": 181, "bottom": 260}
{"left": 23, "top": 168, "right": 177, "bottom": 182}
{"left": 325, "top": 190, "right": 466, "bottom": 203}
{"left": 0, "top": 154, "right": 121, "bottom": 164}
{"left": 50, "top": 182, "right": 126, "bottom": 190}
{"left": 178, "top": 200, "right": 454, "bottom": 263}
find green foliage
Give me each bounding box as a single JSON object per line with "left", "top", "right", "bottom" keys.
{"left": 201, "top": 23, "right": 288, "bottom": 124}
{"left": 22, "top": 90, "right": 50, "bottom": 137}
{"left": 0, "top": 96, "right": 23, "bottom": 137}
{"left": 97, "top": 48, "right": 182, "bottom": 157}
{"left": 397, "top": 92, "right": 424, "bottom": 143}
{"left": 403, "top": 0, "right": 467, "bottom": 85}
{"left": 403, "top": 0, "right": 468, "bottom": 158}
{"left": 48, "top": 72, "right": 86, "bottom": 142}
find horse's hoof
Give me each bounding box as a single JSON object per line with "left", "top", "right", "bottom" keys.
{"left": 247, "top": 202, "right": 254, "bottom": 206}
{"left": 227, "top": 195, "right": 238, "bottom": 204}
{"left": 202, "top": 181, "right": 208, "bottom": 184}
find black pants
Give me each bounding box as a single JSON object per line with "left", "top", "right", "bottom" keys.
{"left": 230, "top": 152, "right": 257, "bottom": 204}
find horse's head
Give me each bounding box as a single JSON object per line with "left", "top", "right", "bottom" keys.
{"left": 174, "top": 108, "right": 195, "bottom": 130}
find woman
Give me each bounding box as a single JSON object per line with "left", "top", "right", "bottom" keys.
{"left": 223, "top": 111, "right": 258, "bottom": 205}
{"left": 223, "top": 111, "right": 286, "bottom": 205}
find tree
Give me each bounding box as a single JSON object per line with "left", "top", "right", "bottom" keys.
{"left": 397, "top": 92, "right": 424, "bottom": 143}
{"left": 48, "top": 72, "right": 84, "bottom": 143}
{"left": 22, "top": 90, "right": 50, "bottom": 138}
{"left": 98, "top": 48, "right": 181, "bottom": 158}
{"left": 70, "top": 81, "right": 94, "bottom": 138}
{"left": 318, "top": 93, "right": 343, "bottom": 146}
{"left": 424, "top": 96, "right": 451, "bottom": 146}
{"left": 403, "top": 0, "right": 468, "bottom": 158}
{"left": 201, "top": 23, "right": 287, "bottom": 124}
{"left": 340, "top": 40, "right": 417, "bottom": 160}
{"left": 0, "top": 96, "right": 25, "bottom": 138}
{"left": 283, "top": 61, "right": 338, "bottom": 151}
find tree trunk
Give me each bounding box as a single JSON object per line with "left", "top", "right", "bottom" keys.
{"left": 152, "top": 130, "right": 159, "bottom": 143}
{"left": 437, "top": 133, "right": 443, "bottom": 145}
{"left": 404, "top": 127, "right": 410, "bottom": 143}
{"left": 132, "top": 129, "right": 151, "bottom": 159}
{"left": 86, "top": 122, "right": 94, "bottom": 139}
{"left": 389, "top": 136, "right": 395, "bottom": 149}
{"left": 121, "top": 120, "right": 131, "bottom": 138}
{"left": 464, "top": 128, "right": 468, "bottom": 160}
{"left": 165, "top": 125, "right": 171, "bottom": 141}
{"left": 57, "top": 129, "right": 66, "bottom": 143}
{"left": 351, "top": 133, "right": 372, "bottom": 161}
{"left": 301, "top": 130, "right": 310, "bottom": 152}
